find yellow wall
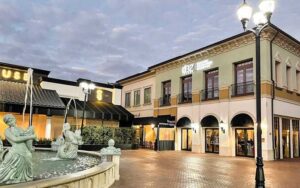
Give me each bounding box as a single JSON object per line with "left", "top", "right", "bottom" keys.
{"left": 0, "top": 112, "right": 47, "bottom": 139}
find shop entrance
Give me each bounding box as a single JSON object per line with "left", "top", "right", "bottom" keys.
{"left": 201, "top": 115, "right": 220, "bottom": 154}
{"left": 235, "top": 129, "right": 254, "bottom": 157}
{"left": 205, "top": 128, "right": 219, "bottom": 153}
{"left": 181, "top": 128, "right": 192, "bottom": 151}
{"left": 231, "top": 113, "right": 255, "bottom": 158}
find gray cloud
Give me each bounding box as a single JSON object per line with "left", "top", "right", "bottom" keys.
{"left": 0, "top": 0, "right": 298, "bottom": 83}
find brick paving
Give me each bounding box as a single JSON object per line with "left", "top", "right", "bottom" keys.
{"left": 112, "top": 149, "right": 300, "bottom": 188}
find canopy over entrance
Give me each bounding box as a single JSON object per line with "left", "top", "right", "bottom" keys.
{"left": 201, "top": 115, "right": 219, "bottom": 127}
{"left": 231, "top": 113, "right": 254, "bottom": 127}
{"left": 176, "top": 117, "right": 191, "bottom": 127}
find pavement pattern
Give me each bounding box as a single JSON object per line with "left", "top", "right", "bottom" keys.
{"left": 112, "top": 149, "right": 300, "bottom": 188}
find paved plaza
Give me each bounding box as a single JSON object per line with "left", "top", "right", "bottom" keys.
{"left": 112, "top": 150, "right": 300, "bottom": 188}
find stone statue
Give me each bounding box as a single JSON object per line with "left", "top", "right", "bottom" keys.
{"left": 100, "top": 139, "right": 121, "bottom": 157}
{"left": 0, "top": 114, "right": 36, "bottom": 184}
{"left": 0, "top": 137, "right": 3, "bottom": 153}
{"left": 57, "top": 123, "right": 83, "bottom": 159}
{"left": 51, "top": 136, "right": 65, "bottom": 151}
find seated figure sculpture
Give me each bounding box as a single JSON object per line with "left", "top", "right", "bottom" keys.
{"left": 0, "top": 114, "right": 36, "bottom": 184}
{"left": 57, "top": 123, "right": 83, "bottom": 159}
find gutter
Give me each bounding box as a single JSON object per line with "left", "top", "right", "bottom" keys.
{"left": 270, "top": 30, "right": 279, "bottom": 160}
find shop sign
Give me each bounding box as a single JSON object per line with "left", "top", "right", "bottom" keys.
{"left": 182, "top": 59, "right": 213, "bottom": 75}
{"left": 0, "top": 68, "right": 28, "bottom": 82}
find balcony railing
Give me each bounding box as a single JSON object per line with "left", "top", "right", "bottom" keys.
{"left": 231, "top": 81, "right": 254, "bottom": 96}
{"left": 159, "top": 96, "right": 171, "bottom": 106}
{"left": 177, "top": 93, "right": 192, "bottom": 104}
{"left": 201, "top": 87, "right": 219, "bottom": 101}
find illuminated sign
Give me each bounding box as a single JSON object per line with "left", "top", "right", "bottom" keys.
{"left": 182, "top": 59, "right": 213, "bottom": 75}
{"left": 0, "top": 68, "right": 28, "bottom": 81}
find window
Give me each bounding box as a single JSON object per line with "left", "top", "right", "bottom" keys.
{"left": 297, "top": 70, "right": 300, "bottom": 91}
{"left": 180, "top": 76, "right": 192, "bottom": 103}
{"left": 233, "top": 60, "right": 254, "bottom": 96}
{"left": 275, "top": 61, "right": 282, "bottom": 86}
{"left": 134, "top": 90, "right": 140, "bottom": 106}
{"left": 144, "top": 87, "right": 151, "bottom": 105}
{"left": 203, "top": 69, "right": 219, "bottom": 100}
{"left": 161, "top": 81, "right": 171, "bottom": 106}
{"left": 286, "top": 65, "right": 291, "bottom": 90}
{"left": 125, "top": 92, "right": 131, "bottom": 107}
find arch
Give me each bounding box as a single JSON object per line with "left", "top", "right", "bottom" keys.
{"left": 231, "top": 113, "right": 254, "bottom": 127}
{"left": 200, "top": 115, "right": 219, "bottom": 127}
{"left": 176, "top": 117, "right": 191, "bottom": 127}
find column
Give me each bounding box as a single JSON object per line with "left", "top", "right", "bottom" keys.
{"left": 45, "top": 116, "right": 52, "bottom": 139}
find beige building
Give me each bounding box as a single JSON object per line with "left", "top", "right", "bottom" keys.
{"left": 0, "top": 63, "right": 133, "bottom": 140}
{"left": 118, "top": 24, "right": 300, "bottom": 160}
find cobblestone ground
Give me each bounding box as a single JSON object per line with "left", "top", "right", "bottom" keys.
{"left": 112, "top": 149, "right": 300, "bottom": 188}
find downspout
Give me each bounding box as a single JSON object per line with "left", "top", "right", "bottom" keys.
{"left": 270, "top": 30, "right": 279, "bottom": 159}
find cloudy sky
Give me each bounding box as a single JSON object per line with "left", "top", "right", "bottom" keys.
{"left": 0, "top": 0, "right": 299, "bottom": 82}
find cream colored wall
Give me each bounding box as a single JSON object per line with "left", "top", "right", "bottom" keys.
{"left": 121, "top": 76, "right": 155, "bottom": 118}
{"left": 155, "top": 42, "right": 261, "bottom": 98}
{"left": 41, "top": 81, "right": 85, "bottom": 101}
{"left": 41, "top": 81, "right": 122, "bottom": 105}
{"left": 272, "top": 43, "right": 300, "bottom": 91}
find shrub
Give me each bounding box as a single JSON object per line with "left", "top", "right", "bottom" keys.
{"left": 82, "top": 126, "right": 134, "bottom": 145}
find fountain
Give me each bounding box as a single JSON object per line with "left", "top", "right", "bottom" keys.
{"left": 0, "top": 69, "right": 121, "bottom": 187}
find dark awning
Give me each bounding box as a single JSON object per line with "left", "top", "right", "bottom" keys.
{"left": 201, "top": 115, "right": 219, "bottom": 127}
{"left": 61, "top": 98, "right": 133, "bottom": 122}
{"left": 231, "top": 113, "right": 254, "bottom": 127}
{"left": 176, "top": 117, "right": 191, "bottom": 127}
{"left": 133, "top": 115, "right": 175, "bottom": 126}
{"left": 0, "top": 80, "right": 65, "bottom": 109}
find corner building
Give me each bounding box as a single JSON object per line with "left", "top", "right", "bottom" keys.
{"left": 118, "top": 24, "right": 300, "bottom": 160}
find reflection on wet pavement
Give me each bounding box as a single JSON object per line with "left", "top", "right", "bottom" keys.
{"left": 112, "top": 150, "right": 300, "bottom": 188}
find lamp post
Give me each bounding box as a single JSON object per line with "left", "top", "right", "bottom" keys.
{"left": 237, "top": 0, "right": 275, "bottom": 187}
{"left": 79, "top": 80, "right": 95, "bottom": 132}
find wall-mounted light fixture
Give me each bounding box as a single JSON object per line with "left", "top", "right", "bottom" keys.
{"left": 151, "top": 123, "right": 155, "bottom": 129}
{"left": 191, "top": 123, "right": 197, "bottom": 133}
{"left": 220, "top": 120, "right": 225, "bottom": 134}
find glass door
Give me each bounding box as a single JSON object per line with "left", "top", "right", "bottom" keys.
{"left": 181, "top": 128, "right": 192, "bottom": 151}
{"left": 292, "top": 120, "right": 299, "bottom": 158}
{"left": 205, "top": 128, "right": 219, "bottom": 153}
{"left": 274, "top": 117, "right": 280, "bottom": 159}
{"left": 282, "top": 118, "right": 290, "bottom": 158}
{"left": 236, "top": 129, "right": 255, "bottom": 157}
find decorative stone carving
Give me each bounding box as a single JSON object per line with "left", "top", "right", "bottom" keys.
{"left": 51, "top": 135, "right": 64, "bottom": 151}
{"left": 57, "top": 123, "right": 83, "bottom": 159}
{"left": 0, "top": 114, "right": 37, "bottom": 184}
{"left": 100, "top": 139, "right": 121, "bottom": 157}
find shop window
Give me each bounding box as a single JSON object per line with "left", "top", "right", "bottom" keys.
{"left": 292, "top": 120, "right": 300, "bottom": 158}
{"left": 282, "top": 118, "right": 290, "bottom": 158}
{"left": 125, "top": 92, "right": 131, "bottom": 107}
{"left": 161, "top": 81, "right": 171, "bottom": 106}
{"left": 274, "top": 117, "right": 280, "bottom": 160}
{"left": 296, "top": 70, "right": 300, "bottom": 92}
{"left": 232, "top": 60, "right": 254, "bottom": 96}
{"left": 134, "top": 90, "right": 140, "bottom": 106}
{"left": 275, "top": 61, "right": 282, "bottom": 86}
{"left": 179, "top": 76, "right": 192, "bottom": 103}
{"left": 202, "top": 69, "right": 219, "bottom": 100}
{"left": 144, "top": 87, "right": 151, "bottom": 105}
{"left": 286, "top": 65, "right": 291, "bottom": 90}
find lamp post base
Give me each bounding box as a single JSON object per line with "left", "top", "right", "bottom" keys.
{"left": 255, "top": 156, "right": 265, "bottom": 188}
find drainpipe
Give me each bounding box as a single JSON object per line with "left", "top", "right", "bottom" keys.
{"left": 270, "top": 30, "right": 279, "bottom": 159}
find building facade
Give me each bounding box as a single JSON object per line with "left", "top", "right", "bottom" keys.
{"left": 118, "top": 25, "right": 300, "bottom": 160}
{"left": 0, "top": 63, "right": 133, "bottom": 140}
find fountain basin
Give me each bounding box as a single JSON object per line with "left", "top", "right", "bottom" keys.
{"left": 1, "top": 148, "right": 117, "bottom": 188}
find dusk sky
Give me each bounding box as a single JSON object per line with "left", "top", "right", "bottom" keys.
{"left": 0, "top": 0, "right": 299, "bottom": 83}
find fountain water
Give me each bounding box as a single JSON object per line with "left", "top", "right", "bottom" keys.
{"left": 0, "top": 68, "right": 37, "bottom": 184}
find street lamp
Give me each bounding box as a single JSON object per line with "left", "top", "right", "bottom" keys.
{"left": 237, "top": 0, "right": 275, "bottom": 187}
{"left": 79, "top": 80, "right": 95, "bottom": 132}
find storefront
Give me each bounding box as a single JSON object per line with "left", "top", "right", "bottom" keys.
{"left": 132, "top": 115, "right": 175, "bottom": 150}
{"left": 274, "top": 117, "right": 300, "bottom": 159}
{"left": 176, "top": 117, "right": 192, "bottom": 151}
{"left": 231, "top": 114, "right": 255, "bottom": 157}
{"left": 201, "top": 115, "right": 219, "bottom": 154}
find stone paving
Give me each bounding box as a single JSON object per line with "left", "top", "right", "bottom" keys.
{"left": 112, "top": 149, "right": 300, "bottom": 188}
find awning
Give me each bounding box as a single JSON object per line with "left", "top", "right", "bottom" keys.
{"left": 61, "top": 98, "right": 134, "bottom": 122}
{"left": 133, "top": 115, "right": 175, "bottom": 127}
{"left": 0, "top": 80, "right": 65, "bottom": 109}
